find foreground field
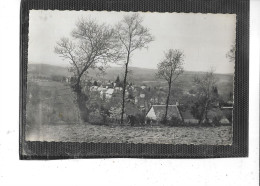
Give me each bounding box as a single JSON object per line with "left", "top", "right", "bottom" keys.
{"left": 25, "top": 76, "right": 232, "bottom": 145}
{"left": 26, "top": 124, "right": 232, "bottom": 145}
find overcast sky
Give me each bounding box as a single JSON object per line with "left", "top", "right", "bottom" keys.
{"left": 28, "top": 10, "right": 236, "bottom": 74}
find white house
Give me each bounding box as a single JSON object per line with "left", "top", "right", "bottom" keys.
{"left": 98, "top": 86, "right": 107, "bottom": 92}
{"left": 146, "top": 105, "right": 182, "bottom": 121}
{"left": 114, "top": 87, "right": 123, "bottom": 92}
{"left": 100, "top": 90, "right": 107, "bottom": 99}
{"left": 140, "top": 93, "right": 145, "bottom": 98}
{"left": 90, "top": 86, "right": 98, "bottom": 91}
{"left": 135, "top": 97, "right": 138, "bottom": 104}
{"left": 105, "top": 88, "right": 114, "bottom": 99}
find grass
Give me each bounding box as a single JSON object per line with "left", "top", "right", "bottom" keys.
{"left": 25, "top": 79, "right": 82, "bottom": 134}
{"left": 26, "top": 124, "right": 232, "bottom": 145}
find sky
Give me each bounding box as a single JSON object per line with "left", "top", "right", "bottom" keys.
{"left": 28, "top": 10, "right": 236, "bottom": 74}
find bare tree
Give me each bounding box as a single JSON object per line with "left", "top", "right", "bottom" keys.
{"left": 226, "top": 44, "right": 236, "bottom": 63}
{"left": 115, "top": 13, "right": 153, "bottom": 124}
{"left": 55, "top": 18, "right": 120, "bottom": 121}
{"left": 156, "top": 49, "right": 184, "bottom": 122}
{"left": 192, "top": 69, "right": 218, "bottom": 124}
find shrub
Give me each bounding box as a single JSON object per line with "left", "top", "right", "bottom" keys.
{"left": 128, "top": 113, "right": 146, "bottom": 126}
{"left": 146, "top": 118, "right": 152, "bottom": 125}
{"left": 166, "top": 116, "right": 183, "bottom": 126}
{"left": 108, "top": 106, "right": 122, "bottom": 124}
{"left": 157, "top": 112, "right": 167, "bottom": 124}
{"left": 135, "top": 113, "right": 146, "bottom": 125}
{"left": 89, "top": 109, "right": 103, "bottom": 125}
{"left": 212, "top": 116, "right": 222, "bottom": 127}
{"left": 222, "top": 109, "right": 232, "bottom": 123}
{"left": 100, "top": 106, "right": 110, "bottom": 123}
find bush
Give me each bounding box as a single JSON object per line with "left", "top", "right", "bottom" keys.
{"left": 212, "top": 116, "right": 222, "bottom": 127}
{"left": 158, "top": 114, "right": 183, "bottom": 126}
{"left": 157, "top": 112, "right": 167, "bottom": 124}
{"left": 146, "top": 118, "right": 152, "bottom": 125}
{"left": 89, "top": 109, "right": 103, "bottom": 125}
{"left": 136, "top": 114, "right": 146, "bottom": 125}
{"left": 222, "top": 109, "right": 232, "bottom": 123}
{"left": 108, "top": 106, "right": 122, "bottom": 124}
{"left": 100, "top": 106, "right": 110, "bottom": 123}
{"left": 166, "top": 116, "right": 183, "bottom": 126}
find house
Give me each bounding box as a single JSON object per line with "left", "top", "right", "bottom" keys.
{"left": 105, "top": 88, "right": 114, "bottom": 99}
{"left": 140, "top": 93, "right": 145, "bottom": 98}
{"left": 180, "top": 110, "right": 199, "bottom": 124}
{"left": 206, "top": 108, "right": 231, "bottom": 124}
{"left": 135, "top": 97, "right": 138, "bottom": 104}
{"left": 146, "top": 105, "right": 182, "bottom": 121}
{"left": 65, "top": 77, "right": 70, "bottom": 83}
{"left": 100, "top": 89, "right": 107, "bottom": 99}
{"left": 180, "top": 108, "right": 230, "bottom": 125}
{"left": 103, "top": 84, "right": 113, "bottom": 89}
{"left": 114, "top": 87, "right": 123, "bottom": 92}
{"left": 97, "top": 86, "right": 107, "bottom": 92}
{"left": 90, "top": 86, "right": 99, "bottom": 91}
{"left": 125, "top": 90, "right": 129, "bottom": 97}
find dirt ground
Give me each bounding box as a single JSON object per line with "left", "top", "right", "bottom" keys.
{"left": 26, "top": 124, "right": 232, "bottom": 145}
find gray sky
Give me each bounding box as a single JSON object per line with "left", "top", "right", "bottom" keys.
{"left": 28, "top": 10, "right": 236, "bottom": 74}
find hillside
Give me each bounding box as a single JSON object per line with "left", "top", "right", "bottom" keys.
{"left": 28, "top": 63, "right": 233, "bottom": 99}
{"left": 28, "top": 63, "right": 233, "bottom": 82}
{"left": 27, "top": 63, "right": 157, "bottom": 81}
{"left": 26, "top": 80, "right": 82, "bottom": 139}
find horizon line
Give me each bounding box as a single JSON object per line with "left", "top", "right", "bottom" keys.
{"left": 28, "top": 62, "right": 234, "bottom": 75}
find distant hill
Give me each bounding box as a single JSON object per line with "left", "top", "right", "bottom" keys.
{"left": 27, "top": 63, "right": 159, "bottom": 81}
{"left": 28, "top": 63, "right": 233, "bottom": 82}
{"left": 28, "top": 63, "right": 233, "bottom": 99}
{"left": 28, "top": 63, "right": 71, "bottom": 77}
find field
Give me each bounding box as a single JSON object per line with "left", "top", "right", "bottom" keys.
{"left": 26, "top": 124, "right": 232, "bottom": 145}
{"left": 25, "top": 79, "right": 82, "bottom": 134}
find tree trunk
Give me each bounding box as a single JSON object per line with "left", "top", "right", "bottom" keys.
{"left": 204, "top": 100, "right": 209, "bottom": 123}
{"left": 198, "top": 99, "right": 209, "bottom": 125}
{"left": 164, "top": 81, "right": 172, "bottom": 122}
{"left": 120, "top": 52, "right": 130, "bottom": 124}
{"left": 73, "top": 76, "right": 89, "bottom": 122}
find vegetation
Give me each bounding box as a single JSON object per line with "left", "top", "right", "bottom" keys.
{"left": 26, "top": 80, "right": 82, "bottom": 133}
{"left": 35, "top": 12, "right": 234, "bottom": 128}
{"left": 226, "top": 44, "right": 236, "bottom": 63}
{"left": 115, "top": 13, "right": 154, "bottom": 124}
{"left": 156, "top": 49, "right": 184, "bottom": 122}
{"left": 192, "top": 69, "right": 219, "bottom": 125}
{"left": 55, "top": 18, "right": 121, "bottom": 121}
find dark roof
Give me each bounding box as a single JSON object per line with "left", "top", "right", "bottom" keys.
{"left": 151, "top": 105, "right": 182, "bottom": 120}
{"left": 125, "top": 103, "right": 140, "bottom": 115}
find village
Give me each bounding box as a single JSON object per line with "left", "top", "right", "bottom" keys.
{"left": 62, "top": 74, "right": 233, "bottom": 126}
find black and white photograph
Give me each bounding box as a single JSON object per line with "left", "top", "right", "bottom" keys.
{"left": 0, "top": 0, "right": 258, "bottom": 185}
{"left": 25, "top": 10, "right": 236, "bottom": 145}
